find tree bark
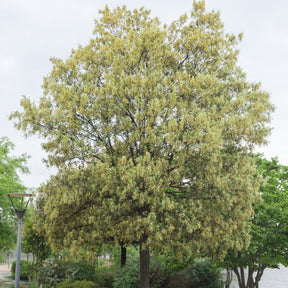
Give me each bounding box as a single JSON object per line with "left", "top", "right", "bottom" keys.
{"left": 232, "top": 267, "right": 245, "bottom": 288}
{"left": 140, "top": 244, "right": 150, "bottom": 288}
{"left": 224, "top": 269, "right": 232, "bottom": 288}
{"left": 120, "top": 244, "right": 127, "bottom": 268}
{"left": 232, "top": 266, "right": 267, "bottom": 288}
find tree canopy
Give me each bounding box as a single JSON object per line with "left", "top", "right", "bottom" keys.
{"left": 11, "top": 2, "right": 274, "bottom": 287}
{"left": 0, "top": 137, "right": 29, "bottom": 251}
{"left": 224, "top": 155, "right": 288, "bottom": 288}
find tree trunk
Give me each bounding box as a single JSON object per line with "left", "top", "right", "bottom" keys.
{"left": 232, "top": 266, "right": 266, "bottom": 288}
{"left": 232, "top": 267, "right": 245, "bottom": 288}
{"left": 120, "top": 244, "right": 127, "bottom": 268}
{"left": 140, "top": 244, "right": 150, "bottom": 288}
{"left": 254, "top": 267, "right": 266, "bottom": 288}
{"left": 224, "top": 269, "right": 232, "bottom": 288}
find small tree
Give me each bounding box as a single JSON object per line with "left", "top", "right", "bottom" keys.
{"left": 224, "top": 155, "right": 288, "bottom": 288}
{"left": 22, "top": 218, "right": 51, "bottom": 267}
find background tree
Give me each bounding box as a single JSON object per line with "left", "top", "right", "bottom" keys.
{"left": 224, "top": 155, "right": 288, "bottom": 288}
{"left": 0, "top": 137, "right": 29, "bottom": 251}
{"left": 22, "top": 217, "right": 51, "bottom": 267}
{"left": 10, "top": 2, "right": 274, "bottom": 287}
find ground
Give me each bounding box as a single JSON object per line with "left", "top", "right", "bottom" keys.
{"left": 0, "top": 264, "right": 12, "bottom": 288}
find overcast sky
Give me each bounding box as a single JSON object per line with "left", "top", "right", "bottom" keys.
{"left": 1, "top": 0, "right": 287, "bottom": 188}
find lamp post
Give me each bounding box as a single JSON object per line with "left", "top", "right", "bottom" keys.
{"left": 7, "top": 193, "right": 33, "bottom": 288}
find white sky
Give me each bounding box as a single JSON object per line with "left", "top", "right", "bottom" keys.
{"left": 1, "top": 0, "right": 287, "bottom": 188}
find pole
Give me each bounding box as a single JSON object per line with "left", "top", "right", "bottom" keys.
{"left": 6, "top": 194, "right": 32, "bottom": 288}
{"left": 15, "top": 217, "right": 22, "bottom": 288}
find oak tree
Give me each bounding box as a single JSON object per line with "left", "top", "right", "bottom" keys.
{"left": 11, "top": 2, "right": 274, "bottom": 287}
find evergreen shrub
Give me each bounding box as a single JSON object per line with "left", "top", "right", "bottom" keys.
{"left": 37, "top": 259, "right": 96, "bottom": 287}
{"left": 11, "top": 260, "right": 32, "bottom": 280}
{"left": 112, "top": 255, "right": 166, "bottom": 288}
{"left": 56, "top": 279, "right": 97, "bottom": 288}
{"left": 162, "top": 258, "right": 223, "bottom": 288}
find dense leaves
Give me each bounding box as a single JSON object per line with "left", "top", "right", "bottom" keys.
{"left": 11, "top": 1, "right": 274, "bottom": 287}
{"left": 22, "top": 219, "right": 51, "bottom": 265}
{"left": 0, "top": 137, "right": 28, "bottom": 250}
{"left": 11, "top": 260, "right": 32, "bottom": 280}
{"left": 224, "top": 155, "right": 288, "bottom": 288}
{"left": 37, "top": 259, "right": 97, "bottom": 287}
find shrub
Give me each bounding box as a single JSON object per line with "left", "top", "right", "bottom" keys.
{"left": 37, "top": 259, "right": 67, "bottom": 287}
{"left": 112, "top": 255, "right": 166, "bottom": 288}
{"left": 66, "top": 261, "right": 96, "bottom": 282}
{"left": 56, "top": 279, "right": 97, "bottom": 288}
{"left": 186, "top": 258, "right": 223, "bottom": 288}
{"left": 11, "top": 260, "right": 32, "bottom": 280}
{"left": 55, "top": 280, "right": 73, "bottom": 288}
{"left": 95, "top": 267, "right": 117, "bottom": 288}
{"left": 28, "top": 278, "right": 42, "bottom": 288}
{"left": 37, "top": 259, "right": 97, "bottom": 287}
{"left": 72, "top": 280, "right": 97, "bottom": 288}
{"left": 162, "top": 258, "right": 223, "bottom": 288}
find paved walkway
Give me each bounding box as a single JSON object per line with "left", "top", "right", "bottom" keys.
{"left": 0, "top": 264, "right": 13, "bottom": 288}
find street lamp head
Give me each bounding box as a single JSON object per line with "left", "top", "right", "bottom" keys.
{"left": 7, "top": 193, "right": 33, "bottom": 219}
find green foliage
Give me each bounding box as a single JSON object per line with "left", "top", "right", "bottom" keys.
{"left": 28, "top": 278, "right": 42, "bottom": 288}
{"left": 94, "top": 264, "right": 118, "bottom": 288}
{"left": 11, "top": 260, "right": 32, "bottom": 280}
{"left": 56, "top": 279, "right": 97, "bottom": 288}
{"left": 66, "top": 261, "right": 97, "bottom": 282}
{"left": 0, "top": 137, "right": 29, "bottom": 251}
{"left": 20, "top": 0, "right": 274, "bottom": 261}
{"left": 158, "top": 252, "right": 195, "bottom": 274}
{"left": 55, "top": 280, "right": 72, "bottom": 288}
{"left": 184, "top": 258, "right": 223, "bottom": 288}
{"left": 224, "top": 155, "right": 288, "bottom": 288}
{"left": 37, "top": 259, "right": 96, "bottom": 287}
{"left": 113, "top": 255, "right": 166, "bottom": 288}
{"left": 163, "top": 258, "right": 223, "bottom": 288}
{"left": 22, "top": 219, "right": 51, "bottom": 265}
{"left": 11, "top": 1, "right": 274, "bottom": 287}
{"left": 38, "top": 260, "right": 68, "bottom": 287}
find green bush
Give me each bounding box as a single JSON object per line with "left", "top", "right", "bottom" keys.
{"left": 55, "top": 280, "right": 72, "bottom": 288}
{"left": 66, "top": 261, "right": 96, "bottom": 282}
{"left": 11, "top": 260, "right": 32, "bottom": 280}
{"left": 37, "top": 259, "right": 97, "bottom": 287}
{"left": 28, "top": 278, "right": 42, "bottom": 288}
{"left": 95, "top": 266, "right": 117, "bottom": 288}
{"left": 158, "top": 253, "right": 194, "bottom": 274}
{"left": 186, "top": 258, "right": 223, "bottom": 288}
{"left": 37, "top": 259, "right": 67, "bottom": 287}
{"left": 162, "top": 258, "right": 223, "bottom": 288}
{"left": 56, "top": 279, "right": 97, "bottom": 288}
{"left": 112, "top": 255, "right": 166, "bottom": 288}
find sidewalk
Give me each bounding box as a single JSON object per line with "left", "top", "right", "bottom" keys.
{"left": 0, "top": 264, "right": 13, "bottom": 288}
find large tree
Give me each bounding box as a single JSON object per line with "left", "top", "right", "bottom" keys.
{"left": 0, "top": 137, "right": 29, "bottom": 251}
{"left": 11, "top": 2, "right": 273, "bottom": 287}
{"left": 224, "top": 155, "right": 288, "bottom": 288}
